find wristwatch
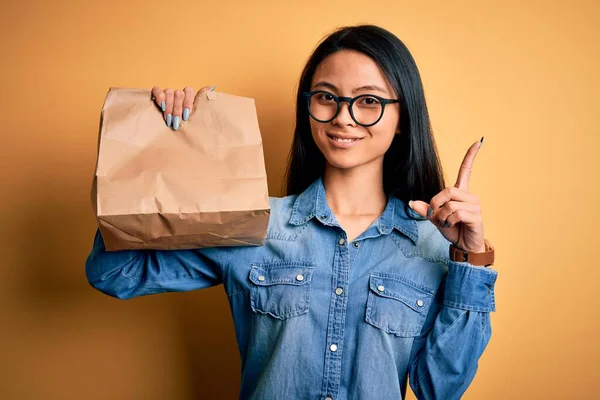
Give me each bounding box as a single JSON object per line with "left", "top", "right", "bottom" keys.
{"left": 449, "top": 239, "right": 495, "bottom": 267}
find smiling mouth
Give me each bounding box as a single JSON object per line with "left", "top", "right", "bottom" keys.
{"left": 327, "top": 134, "right": 364, "bottom": 143}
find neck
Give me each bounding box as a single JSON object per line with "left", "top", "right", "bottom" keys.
{"left": 322, "top": 160, "right": 387, "bottom": 217}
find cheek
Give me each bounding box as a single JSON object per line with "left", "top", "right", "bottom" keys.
{"left": 309, "top": 120, "right": 318, "bottom": 136}
{"left": 370, "top": 115, "right": 400, "bottom": 143}
{"left": 382, "top": 107, "right": 401, "bottom": 133}
{"left": 309, "top": 120, "right": 326, "bottom": 142}
{"left": 365, "top": 118, "right": 400, "bottom": 153}
{"left": 369, "top": 128, "right": 397, "bottom": 151}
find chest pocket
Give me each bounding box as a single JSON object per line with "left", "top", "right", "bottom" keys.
{"left": 249, "top": 263, "right": 315, "bottom": 320}
{"left": 365, "top": 272, "right": 434, "bottom": 337}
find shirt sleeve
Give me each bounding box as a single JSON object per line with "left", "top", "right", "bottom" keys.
{"left": 408, "top": 260, "right": 498, "bottom": 399}
{"left": 85, "top": 229, "right": 230, "bottom": 299}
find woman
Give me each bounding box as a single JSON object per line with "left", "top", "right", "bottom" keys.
{"left": 86, "top": 24, "right": 497, "bottom": 400}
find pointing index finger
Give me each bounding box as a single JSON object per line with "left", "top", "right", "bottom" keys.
{"left": 454, "top": 137, "right": 484, "bottom": 191}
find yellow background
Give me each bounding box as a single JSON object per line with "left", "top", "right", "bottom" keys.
{"left": 1, "top": 0, "right": 598, "bottom": 398}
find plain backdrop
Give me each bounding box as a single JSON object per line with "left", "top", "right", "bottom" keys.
{"left": 1, "top": 0, "right": 598, "bottom": 399}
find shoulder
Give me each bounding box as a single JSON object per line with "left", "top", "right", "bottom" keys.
{"left": 268, "top": 195, "right": 297, "bottom": 213}
{"left": 412, "top": 217, "right": 452, "bottom": 263}
{"left": 264, "top": 195, "right": 302, "bottom": 240}
{"left": 268, "top": 195, "right": 297, "bottom": 223}
{"left": 394, "top": 200, "right": 451, "bottom": 263}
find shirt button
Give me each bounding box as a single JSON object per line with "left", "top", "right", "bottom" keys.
{"left": 338, "top": 238, "right": 346, "bottom": 245}
{"left": 353, "top": 242, "right": 360, "bottom": 248}
{"left": 325, "top": 397, "right": 333, "bottom": 400}
{"left": 335, "top": 287, "right": 343, "bottom": 295}
{"left": 416, "top": 299, "right": 424, "bottom": 307}
{"left": 330, "top": 344, "right": 338, "bottom": 352}
{"left": 296, "top": 274, "right": 304, "bottom": 281}
{"left": 258, "top": 275, "right": 266, "bottom": 282}
{"left": 377, "top": 285, "right": 385, "bottom": 292}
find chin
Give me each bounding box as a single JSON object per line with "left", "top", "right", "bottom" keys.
{"left": 315, "top": 139, "right": 383, "bottom": 172}
{"left": 322, "top": 151, "right": 370, "bottom": 171}
{"left": 327, "top": 159, "right": 362, "bottom": 171}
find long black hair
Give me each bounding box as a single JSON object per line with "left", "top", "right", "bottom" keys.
{"left": 284, "top": 24, "right": 445, "bottom": 205}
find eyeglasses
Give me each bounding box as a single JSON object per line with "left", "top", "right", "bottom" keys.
{"left": 302, "top": 90, "right": 400, "bottom": 127}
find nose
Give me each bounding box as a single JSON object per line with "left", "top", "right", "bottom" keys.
{"left": 332, "top": 100, "right": 356, "bottom": 127}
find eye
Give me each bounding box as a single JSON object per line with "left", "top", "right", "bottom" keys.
{"left": 315, "top": 92, "right": 336, "bottom": 102}
{"left": 358, "top": 96, "right": 381, "bottom": 105}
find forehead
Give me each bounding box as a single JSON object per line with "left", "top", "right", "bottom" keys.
{"left": 311, "top": 50, "right": 392, "bottom": 91}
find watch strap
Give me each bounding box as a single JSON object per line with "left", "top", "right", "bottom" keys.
{"left": 449, "top": 239, "right": 495, "bottom": 266}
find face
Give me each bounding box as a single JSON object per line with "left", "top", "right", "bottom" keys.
{"left": 309, "top": 50, "right": 401, "bottom": 172}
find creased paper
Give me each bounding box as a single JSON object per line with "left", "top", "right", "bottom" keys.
{"left": 91, "top": 88, "right": 270, "bottom": 251}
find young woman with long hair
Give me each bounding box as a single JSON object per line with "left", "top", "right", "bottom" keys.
{"left": 86, "top": 24, "right": 497, "bottom": 400}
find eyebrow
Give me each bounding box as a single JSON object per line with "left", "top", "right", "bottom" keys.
{"left": 313, "top": 81, "right": 388, "bottom": 94}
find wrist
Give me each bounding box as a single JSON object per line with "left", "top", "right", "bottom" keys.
{"left": 449, "top": 239, "right": 495, "bottom": 266}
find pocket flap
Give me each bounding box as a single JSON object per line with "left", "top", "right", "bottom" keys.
{"left": 249, "top": 264, "right": 315, "bottom": 286}
{"left": 369, "top": 273, "right": 433, "bottom": 313}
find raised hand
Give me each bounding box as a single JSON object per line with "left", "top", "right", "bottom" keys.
{"left": 409, "top": 138, "right": 486, "bottom": 253}
{"left": 150, "top": 85, "right": 215, "bottom": 131}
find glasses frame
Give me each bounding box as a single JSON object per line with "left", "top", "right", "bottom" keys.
{"left": 302, "top": 90, "right": 400, "bottom": 127}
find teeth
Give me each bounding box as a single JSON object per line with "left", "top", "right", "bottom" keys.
{"left": 332, "top": 137, "right": 357, "bottom": 143}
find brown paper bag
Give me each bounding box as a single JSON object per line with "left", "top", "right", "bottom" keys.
{"left": 92, "top": 88, "right": 270, "bottom": 251}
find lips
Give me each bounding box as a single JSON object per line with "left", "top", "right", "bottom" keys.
{"left": 326, "top": 133, "right": 364, "bottom": 148}
{"left": 327, "top": 133, "right": 364, "bottom": 142}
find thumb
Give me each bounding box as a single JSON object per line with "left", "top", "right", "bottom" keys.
{"left": 408, "top": 200, "right": 430, "bottom": 218}
{"left": 195, "top": 84, "right": 217, "bottom": 100}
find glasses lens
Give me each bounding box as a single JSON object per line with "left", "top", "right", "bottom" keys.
{"left": 352, "top": 95, "right": 383, "bottom": 126}
{"left": 309, "top": 92, "right": 338, "bottom": 122}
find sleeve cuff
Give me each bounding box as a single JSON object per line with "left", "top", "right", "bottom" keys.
{"left": 443, "top": 261, "right": 498, "bottom": 312}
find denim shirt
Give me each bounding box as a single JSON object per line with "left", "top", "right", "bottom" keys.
{"left": 86, "top": 177, "right": 498, "bottom": 400}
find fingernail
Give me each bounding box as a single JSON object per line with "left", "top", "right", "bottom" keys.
{"left": 427, "top": 207, "right": 434, "bottom": 217}
{"left": 209, "top": 85, "right": 216, "bottom": 91}
{"left": 480, "top": 136, "right": 484, "bottom": 147}
{"left": 166, "top": 114, "right": 172, "bottom": 127}
{"left": 173, "top": 116, "right": 180, "bottom": 131}
{"left": 161, "top": 101, "right": 166, "bottom": 112}
{"left": 183, "top": 108, "right": 190, "bottom": 121}
{"left": 408, "top": 200, "right": 414, "bottom": 210}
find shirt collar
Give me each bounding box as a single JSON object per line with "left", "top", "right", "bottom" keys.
{"left": 289, "top": 177, "right": 419, "bottom": 244}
